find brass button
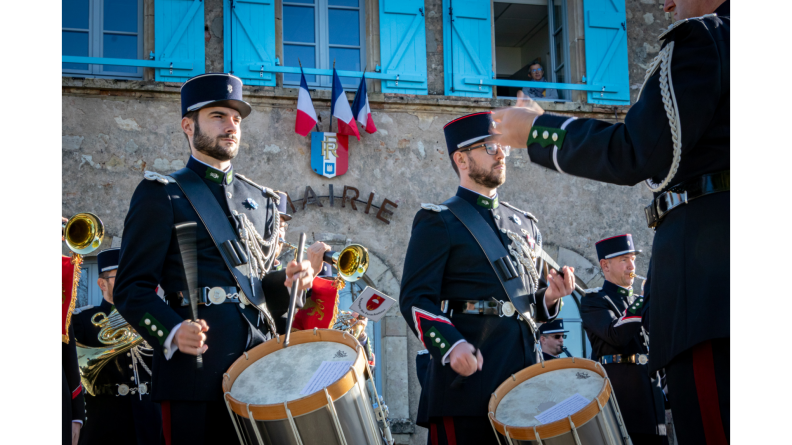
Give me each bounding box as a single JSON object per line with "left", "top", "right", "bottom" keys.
{"left": 542, "top": 131, "right": 549, "bottom": 139}
{"left": 226, "top": 192, "right": 232, "bottom": 199}
{"left": 552, "top": 133, "right": 558, "bottom": 142}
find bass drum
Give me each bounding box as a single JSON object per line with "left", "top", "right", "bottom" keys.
{"left": 488, "top": 357, "right": 633, "bottom": 445}
{"left": 222, "top": 328, "right": 392, "bottom": 445}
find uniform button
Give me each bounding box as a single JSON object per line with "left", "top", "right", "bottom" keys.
{"left": 435, "top": 338, "right": 440, "bottom": 343}
{"left": 532, "top": 130, "right": 538, "bottom": 138}
{"left": 552, "top": 133, "right": 558, "bottom": 142}
{"left": 130, "top": 377, "right": 135, "bottom": 381}
{"left": 151, "top": 325, "right": 157, "bottom": 332}
{"left": 144, "top": 319, "right": 151, "bottom": 325}
{"left": 430, "top": 332, "right": 436, "bottom": 338}
{"left": 127, "top": 352, "right": 131, "bottom": 357}
{"left": 494, "top": 215, "right": 500, "bottom": 220}
{"left": 227, "top": 192, "right": 232, "bottom": 199}
{"left": 542, "top": 131, "right": 549, "bottom": 140}
{"left": 129, "top": 364, "right": 133, "bottom": 369}
{"left": 158, "top": 330, "right": 164, "bottom": 337}
{"left": 441, "top": 343, "right": 445, "bottom": 348}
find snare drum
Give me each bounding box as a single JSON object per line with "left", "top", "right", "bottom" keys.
{"left": 488, "top": 358, "right": 633, "bottom": 445}
{"left": 222, "top": 329, "right": 391, "bottom": 445}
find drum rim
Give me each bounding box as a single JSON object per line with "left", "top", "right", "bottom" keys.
{"left": 222, "top": 329, "right": 369, "bottom": 420}
{"left": 487, "top": 357, "right": 613, "bottom": 441}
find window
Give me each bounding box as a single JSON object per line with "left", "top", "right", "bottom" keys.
{"left": 282, "top": 0, "right": 366, "bottom": 88}
{"left": 493, "top": 0, "right": 569, "bottom": 100}
{"left": 75, "top": 257, "right": 102, "bottom": 308}
{"left": 62, "top": 0, "right": 144, "bottom": 79}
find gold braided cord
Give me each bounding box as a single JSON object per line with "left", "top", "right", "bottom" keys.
{"left": 63, "top": 253, "right": 83, "bottom": 343}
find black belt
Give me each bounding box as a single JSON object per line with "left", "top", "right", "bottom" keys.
{"left": 600, "top": 353, "right": 648, "bottom": 365}
{"left": 444, "top": 299, "right": 519, "bottom": 317}
{"left": 166, "top": 286, "right": 241, "bottom": 307}
{"left": 93, "top": 382, "right": 150, "bottom": 396}
{"left": 645, "top": 170, "right": 729, "bottom": 229}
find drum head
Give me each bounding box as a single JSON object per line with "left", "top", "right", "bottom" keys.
{"left": 495, "top": 363, "right": 604, "bottom": 428}
{"left": 231, "top": 340, "right": 357, "bottom": 405}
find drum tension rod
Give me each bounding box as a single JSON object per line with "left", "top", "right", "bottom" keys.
{"left": 244, "top": 351, "right": 249, "bottom": 360}
{"left": 533, "top": 425, "right": 543, "bottom": 445}
{"left": 511, "top": 374, "right": 516, "bottom": 381}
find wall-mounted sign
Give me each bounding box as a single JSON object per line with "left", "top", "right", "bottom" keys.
{"left": 285, "top": 184, "right": 398, "bottom": 225}
{"left": 311, "top": 132, "right": 348, "bottom": 179}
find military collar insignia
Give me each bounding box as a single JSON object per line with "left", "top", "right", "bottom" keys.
{"left": 205, "top": 166, "right": 234, "bottom": 184}
{"left": 476, "top": 195, "right": 499, "bottom": 209}
{"left": 604, "top": 280, "right": 633, "bottom": 298}
{"left": 509, "top": 214, "right": 521, "bottom": 225}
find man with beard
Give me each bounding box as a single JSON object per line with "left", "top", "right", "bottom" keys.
{"left": 399, "top": 111, "right": 576, "bottom": 444}
{"left": 114, "top": 73, "right": 315, "bottom": 445}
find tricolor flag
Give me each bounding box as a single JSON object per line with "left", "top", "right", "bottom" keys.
{"left": 331, "top": 68, "right": 360, "bottom": 141}
{"left": 295, "top": 68, "right": 318, "bottom": 137}
{"left": 351, "top": 74, "right": 377, "bottom": 134}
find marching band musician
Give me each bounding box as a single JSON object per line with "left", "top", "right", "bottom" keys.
{"left": 113, "top": 73, "right": 316, "bottom": 445}
{"left": 399, "top": 112, "right": 576, "bottom": 445}
{"left": 62, "top": 217, "right": 85, "bottom": 445}
{"left": 72, "top": 248, "right": 163, "bottom": 445}
{"left": 491, "top": 1, "right": 730, "bottom": 442}
{"left": 537, "top": 319, "right": 568, "bottom": 361}
{"left": 581, "top": 235, "right": 667, "bottom": 445}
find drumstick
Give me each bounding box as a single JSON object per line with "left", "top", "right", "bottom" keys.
{"left": 174, "top": 222, "right": 203, "bottom": 369}
{"left": 283, "top": 232, "right": 307, "bottom": 348}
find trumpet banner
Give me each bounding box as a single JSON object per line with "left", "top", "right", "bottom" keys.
{"left": 62, "top": 255, "right": 82, "bottom": 343}
{"left": 292, "top": 277, "right": 340, "bottom": 330}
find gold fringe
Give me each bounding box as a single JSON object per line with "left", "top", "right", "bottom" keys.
{"left": 62, "top": 253, "right": 83, "bottom": 344}
{"left": 327, "top": 287, "right": 341, "bottom": 330}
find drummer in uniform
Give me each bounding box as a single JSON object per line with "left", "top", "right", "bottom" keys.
{"left": 581, "top": 235, "right": 666, "bottom": 445}
{"left": 538, "top": 318, "right": 567, "bottom": 361}
{"left": 399, "top": 111, "right": 576, "bottom": 444}
{"left": 72, "top": 248, "right": 163, "bottom": 445}
{"left": 114, "top": 73, "right": 315, "bottom": 445}
{"left": 491, "top": 2, "right": 729, "bottom": 443}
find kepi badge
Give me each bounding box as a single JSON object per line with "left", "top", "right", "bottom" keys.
{"left": 311, "top": 132, "right": 348, "bottom": 178}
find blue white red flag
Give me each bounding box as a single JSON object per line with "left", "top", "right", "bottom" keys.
{"left": 310, "top": 132, "right": 349, "bottom": 178}
{"left": 295, "top": 68, "right": 318, "bottom": 136}
{"left": 331, "top": 68, "right": 360, "bottom": 141}
{"left": 351, "top": 74, "right": 377, "bottom": 134}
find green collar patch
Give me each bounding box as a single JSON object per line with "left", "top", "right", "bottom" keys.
{"left": 476, "top": 195, "right": 499, "bottom": 210}
{"left": 226, "top": 169, "right": 234, "bottom": 185}
{"left": 527, "top": 126, "right": 567, "bottom": 148}
{"left": 615, "top": 286, "right": 633, "bottom": 298}
{"left": 205, "top": 167, "right": 234, "bottom": 184}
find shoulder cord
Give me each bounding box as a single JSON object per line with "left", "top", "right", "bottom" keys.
{"left": 639, "top": 41, "right": 683, "bottom": 193}
{"left": 502, "top": 229, "right": 540, "bottom": 290}
{"left": 237, "top": 207, "right": 280, "bottom": 278}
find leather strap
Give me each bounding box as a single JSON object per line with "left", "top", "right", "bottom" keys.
{"left": 166, "top": 286, "right": 240, "bottom": 306}
{"left": 600, "top": 353, "right": 649, "bottom": 365}
{"left": 442, "top": 196, "right": 538, "bottom": 332}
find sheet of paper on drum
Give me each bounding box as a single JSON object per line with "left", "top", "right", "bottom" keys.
{"left": 534, "top": 393, "right": 591, "bottom": 424}
{"left": 300, "top": 361, "right": 355, "bottom": 395}
{"left": 349, "top": 287, "right": 396, "bottom": 322}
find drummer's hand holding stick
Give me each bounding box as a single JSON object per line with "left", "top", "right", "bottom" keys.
{"left": 544, "top": 266, "right": 576, "bottom": 309}
{"left": 489, "top": 91, "right": 546, "bottom": 150}
{"left": 306, "top": 241, "right": 331, "bottom": 278}
{"left": 283, "top": 233, "right": 316, "bottom": 347}
{"left": 173, "top": 319, "right": 209, "bottom": 356}
{"left": 450, "top": 342, "right": 484, "bottom": 377}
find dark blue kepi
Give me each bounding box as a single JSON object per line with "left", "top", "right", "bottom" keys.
{"left": 539, "top": 318, "right": 568, "bottom": 335}
{"left": 180, "top": 73, "right": 252, "bottom": 118}
{"left": 595, "top": 234, "right": 642, "bottom": 261}
{"left": 97, "top": 247, "right": 120, "bottom": 273}
{"left": 443, "top": 111, "right": 493, "bottom": 155}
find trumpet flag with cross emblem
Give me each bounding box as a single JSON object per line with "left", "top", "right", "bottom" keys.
{"left": 311, "top": 132, "right": 349, "bottom": 178}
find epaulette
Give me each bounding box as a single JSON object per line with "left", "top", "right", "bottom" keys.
{"left": 659, "top": 12, "right": 721, "bottom": 41}
{"left": 235, "top": 174, "right": 280, "bottom": 203}
{"left": 501, "top": 201, "right": 538, "bottom": 223}
{"left": 73, "top": 305, "right": 94, "bottom": 315}
{"left": 421, "top": 203, "right": 448, "bottom": 212}
{"left": 143, "top": 171, "right": 174, "bottom": 184}
{"left": 583, "top": 287, "right": 602, "bottom": 295}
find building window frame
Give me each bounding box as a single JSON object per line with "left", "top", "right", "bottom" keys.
{"left": 281, "top": 0, "right": 367, "bottom": 89}
{"left": 62, "top": 0, "right": 145, "bottom": 79}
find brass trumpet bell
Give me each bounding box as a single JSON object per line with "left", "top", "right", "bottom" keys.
{"left": 64, "top": 212, "right": 105, "bottom": 255}
{"left": 325, "top": 244, "right": 369, "bottom": 282}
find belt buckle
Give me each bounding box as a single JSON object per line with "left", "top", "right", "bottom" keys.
{"left": 116, "top": 383, "right": 130, "bottom": 396}
{"left": 208, "top": 287, "right": 227, "bottom": 305}
{"left": 637, "top": 354, "right": 649, "bottom": 365}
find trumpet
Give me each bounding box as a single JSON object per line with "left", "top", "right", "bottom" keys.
{"left": 629, "top": 272, "right": 647, "bottom": 280}
{"left": 281, "top": 240, "right": 370, "bottom": 283}
{"left": 63, "top": 212, "right": 105, "bottom": 255}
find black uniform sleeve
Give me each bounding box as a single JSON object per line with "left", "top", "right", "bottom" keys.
{"left": 580, "top": 295, "right": 643, "bottom": 348}
{"left": 114, "top": 180, "right": 185, "bottom": 357}
{"left": 63, "top": 324, "right": 85, "bottom": 422}
{"left": 261, "top": 268, "right": 303, "bottom": 317}
{"left": 400, "top": 210, "right": 466, "bottom": 363}
{"left": 528, "top": 20, "right": 723, "bottom": 186}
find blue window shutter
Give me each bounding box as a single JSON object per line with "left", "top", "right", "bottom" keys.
{"left": 583, "top": 0, "right": 629, "bottom": 105}
{"left": 154, "top": 0, "right": 205, "bottom": 82}
{"left": 443, "top": 0, "right": 492, "bottom": 97}
{"left": 224, "top": 0, "right": 276, "bottom": 87}
{"left": 379, "top": 0, "right": 428, "bottom": 94}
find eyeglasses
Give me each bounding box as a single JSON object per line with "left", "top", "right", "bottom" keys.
{"left": 459, "top": 142, "right": 510, "bottom": 157}
{"left": 550, "top": 334, "right": 567, "bottom": 340}
{"left": 530, "top": 68, "right": 543, "bottom": 73}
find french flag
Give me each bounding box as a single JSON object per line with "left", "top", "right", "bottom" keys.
{"left": 295, "top": 68, "right": 318, "bottom": 137}
{"left": 351, "top": 74, "right": 377, "bottom": 134}
{"left": 331, "top": 68, "right": 360, "bottom": 141}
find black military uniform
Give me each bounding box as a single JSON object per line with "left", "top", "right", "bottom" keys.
{"left": 581, "top": 235, "right": 666, "bottom": 445}
{"left": 73, "top": 249, "right": 162, "bottom": 445}
{"left": 400, "top": 112, "right": 560, "bottom": 445}
{"left": 64, "top": 323, "right": 85, "bottom": 445}
{"left": 538, "top": 318, "right": 567, "bottom": 361}
{"left": 523, "top": 3, "right": 729, "bottom": 444}
{"left": 114, "top": 74, "right": 299, "bottom": 445}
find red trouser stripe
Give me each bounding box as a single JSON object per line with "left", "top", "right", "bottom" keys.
{"left": 443, "top": 417, "right": 457, "bottom": 445}
{"left": 692, "top": 341, "right": 728, "bottom": 445}
{"left": 430, "top": 423, "right": 439, "bottom": 445}
{"left": 162, "top": 400, "right": 172, "bottom": 445}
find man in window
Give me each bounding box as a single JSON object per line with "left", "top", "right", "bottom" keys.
{"left": 538, "top": 318, "right": 567, "bottom": 361}
{"left": 399, "top": 111, "right": 575, "bottom": 444}
{"left": 114, "top": 73, "right": 316, "bottom": 444}
{"left": 72, "top": 248, "right": 163, "bottom": 445}
{"left": 492, "top": 2, "right": 729, "bottom": 443}
{"left": 581, "top": 235, "right": 667, "bottom": 445}
{"left": 521, "top": 61, "right": 558, "bottom": 100}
